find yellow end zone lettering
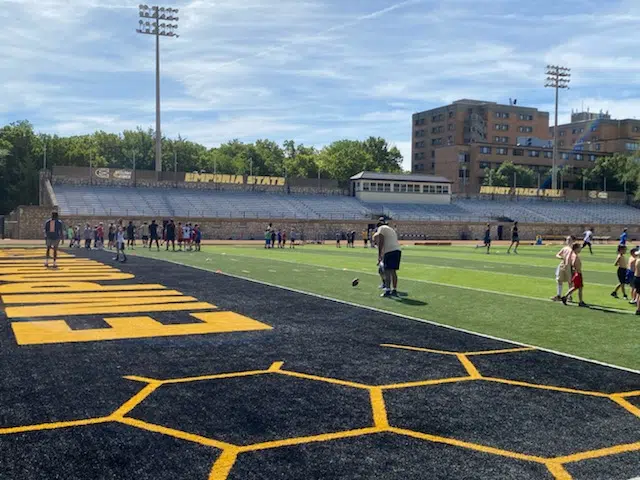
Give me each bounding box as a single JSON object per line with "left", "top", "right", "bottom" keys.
{"left": 12, "top": 312, "right": 272, "bottom": 345}
{"left": 0, "top": 282, "right": 167, "bottom": 294}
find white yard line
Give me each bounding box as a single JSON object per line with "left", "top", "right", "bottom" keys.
{"left": 146, "top": 254, "right": 640, "bottom": 375}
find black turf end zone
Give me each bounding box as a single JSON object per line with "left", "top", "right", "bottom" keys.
{"left": 0, "top": 422, "right": 217, "bottom": 480}
{"left": 227, "top": 432, "right": 554, "bottom": 480}
{"left": 0, "top": 249, "right": 639, "bottom": 480}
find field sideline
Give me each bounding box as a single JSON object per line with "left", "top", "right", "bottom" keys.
{"left": 131, "top": 243, "right": 640, "bottom": 370}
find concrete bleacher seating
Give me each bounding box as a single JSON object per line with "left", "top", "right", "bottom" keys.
{"left": 53, "top": 184, "right": 640, "bottom": 224}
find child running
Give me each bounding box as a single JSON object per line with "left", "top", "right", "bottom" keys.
{"left": 562, "top": 243, "right": 586, "bottom": 307}
{"left": 506, "top": 221, "right": 519, "bottom": 254}
{"left": 611, "top": 245, "right": 629, "bottom": 299}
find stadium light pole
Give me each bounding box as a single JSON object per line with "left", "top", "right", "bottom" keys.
{"left": 137, "top": 4, "right": 180, "bottom": 174}
{"left": 545, "top": 65, "right": 571, "bottom": 190}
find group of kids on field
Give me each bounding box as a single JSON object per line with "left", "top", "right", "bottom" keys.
{"left": 552, "top": 228, "right": 640, "bottom": 314}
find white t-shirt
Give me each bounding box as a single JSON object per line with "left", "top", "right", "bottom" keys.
{"left": 183, "top": 226, "right": 190, "bottom": 239}
{"left": 376, "top": 225, "right": 400, "bottom": 255}
{"left": 116, "top": 230, "right": 125, "bottom": 244}
{"left": 583, "top": 230, "right": 593, "bottom": 243}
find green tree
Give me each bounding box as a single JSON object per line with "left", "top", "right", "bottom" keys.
{"left": 483, "top": 162, "right": 537, "bottom": 188}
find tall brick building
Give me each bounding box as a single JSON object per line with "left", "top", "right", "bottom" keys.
{"left": 411, "top": 99, "right": 636, "bottom": 194}
{"left": 550, "top": 114, "right": 640, "bottom": 155}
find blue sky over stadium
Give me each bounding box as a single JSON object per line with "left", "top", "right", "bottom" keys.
{"left": 1, "top": 0, "right": 639, "bottom": 169}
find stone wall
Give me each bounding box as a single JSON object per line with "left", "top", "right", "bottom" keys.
{"left": 7, "top": 206, "right": 636, "bottom": 242}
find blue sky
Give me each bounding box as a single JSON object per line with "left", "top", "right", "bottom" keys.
{"left": 1, "top": 0, "right": 639, "bottom": 170}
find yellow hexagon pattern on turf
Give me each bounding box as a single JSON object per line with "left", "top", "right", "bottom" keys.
{"left": 1, "top": 346, "right": 638, "bottom": 480}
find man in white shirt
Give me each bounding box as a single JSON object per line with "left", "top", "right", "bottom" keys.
{"left": 375, "top": 218, "right": 401, "bottom": 297}
{"left": 582, "top": 228, "right": 593, "bottom": 255}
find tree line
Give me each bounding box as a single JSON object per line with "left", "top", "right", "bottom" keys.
{"left": 483, "top": 154, "right": 640, "bottom": 193}
{"left": 0, "top": 120, "right": 403, "bottom": 214}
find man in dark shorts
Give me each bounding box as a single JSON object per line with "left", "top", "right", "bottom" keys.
{"left": 483, "top": 223, "right": 491, "bottom": 254}
{"left": 165, "top": 219, "right": 176, "bottom": 251}
{"left": 506, "top": 221, "right": 519, "bottom": 254}
{"left": 376, "top": 218, "right": 402, "bottom": 297}
{"left": 44, "top": 211, "right": 63, "bottom": 268}
{"left": 149, "top": 220, "right": 160, "bottom": 251}
{"left": 126, "top": 221, "right": 136, "bottom": 249}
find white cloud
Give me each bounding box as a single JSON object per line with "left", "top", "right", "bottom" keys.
{"left": 1, "top": 0, "right": 639, "bottom": 170}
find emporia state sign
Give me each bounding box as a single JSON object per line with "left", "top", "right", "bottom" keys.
{"left": 185, "top": 172, "right": 285, "bottom": 186}
{"left": 480, "top": 186, "right": 564, "bottom": 198}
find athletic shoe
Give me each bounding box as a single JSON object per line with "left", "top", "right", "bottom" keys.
{"left": 550, "top": 295, "right": 560, "bottom": 301}
{"left": 578, "top": 302, "right": 587, "bottom": 307}
{"left": 561, "top": 296, "right": 568, "bottom": 305}
{"left": 379, "top": 284, "right": 386, "bottom": 289}
{"left": 611, "top": 292, "right": 619, "bottom": 298}
{"left": 380, "top": 291, "right": 391, "bottom": 298}
{"left": 630, "top": 300, "right": 637, "bottom": 305}
{"left": 624, "top": 295, "right": 629, "bottom": 300}
{"left": 636, "top": 311, "right": 640, "bottom": 316}
{"left": 44, "top": 262, "right": 49, "bottom": 268}
{"left": 391, "top": 290, "right": 399, "bottom": 297}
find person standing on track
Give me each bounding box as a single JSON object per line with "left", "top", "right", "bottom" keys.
{"left": 165, "top": 219, "right": 176, "bottom": 251}
{"left": 113, "top": 225, "right": 127, "bottom": 263}
{"left": 506, "top": 221, "right": 520, "bottom": 254}
{"left": 611, "top": 245, "right": 629, "bottom": 299}
{"left": 126, "top": 221, "right": 136, "bottom": 250}
{"left": 376, "top": 218, "right": 402, "bottom": 298}
{"left": 44, "top": 211, "right": 63, "bottom": 268}
{"left": 149, "top": 220, "right": 160, "bottom": 251}
{"left": 582, "top": 227, "right": 593, "bottom": 255}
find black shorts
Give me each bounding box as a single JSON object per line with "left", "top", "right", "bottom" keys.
{"left": 617, "top": 267, "right": 627, "bottom": 284}
{"left": 633, "top": 277, "right": 640, "bottom": 291}
{"left": 484, "top": 238, "right": 491, "bottom": 245}
{"left": 383, "top": 250, "right": 402, "bottom": 271}
{"left": 512, "top": 236, "right": 519, "bottom": 243}
{"left": 142, "top": 235, "right": 149, "bottom": 241}
{"left": 583, "top": 241, "right": 592, "bottom": 248}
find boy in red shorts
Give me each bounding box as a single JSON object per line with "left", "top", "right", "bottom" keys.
{"left": 562, "top": 243, "right": 586, "bottom": 307}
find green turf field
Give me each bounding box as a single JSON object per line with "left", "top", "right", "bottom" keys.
{"left": 132, "top": 243, "right": 640, "bottom": 371}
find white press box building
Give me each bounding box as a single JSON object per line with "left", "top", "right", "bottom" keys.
{"left": 350, "top": 171, "right": 452, "bottom": 205}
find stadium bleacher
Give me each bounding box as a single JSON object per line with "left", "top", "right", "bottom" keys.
{"left": 53, "top": 184, "right": 640, "bottom": 224}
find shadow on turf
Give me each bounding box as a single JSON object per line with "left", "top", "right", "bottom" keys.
{"left": 388, "top": 292, "right": 428, "bottom": 306}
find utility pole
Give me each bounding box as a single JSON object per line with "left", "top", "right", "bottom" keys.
{"left": 545, "top": 65, "right": 571, "bottom": 191}
{"left": 137, "top": 5, "right": 180, "bottom": 174}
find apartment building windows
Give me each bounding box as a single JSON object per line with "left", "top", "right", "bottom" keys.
{"left": 495, "top": 124, "right": 509, "bottom": 131}
{"left": 448, "top": 111, "right": 454, "bottom": 119}
{"left": 479, "top": 146, "right": 492, "bottom": 154}
{"left": 634, "top": 126, "right": 640, "bottom": 133}
{"left": 588, "top": 154, "right": 597, "bottom": 162}
{"left": 528, "top": 150, "right": 540, "bottom": 157}
{"left": 431, "top": 150, "right": 435, "bottom": 158}
{"left": 561, "top": 153, "right": 569, "bottom": 160}
{"left": 479, "top": 161, "right": 491, "bottom": 169}
{"left": 544, "top": 151, "right": 553, "bottom": 159}
{"left": 519, "top": 114, "right": 534, "bottom": 121}
{"left": 432, "top": 126, "right": 444, "bottom": 134}
{"left": 559, "top": 140, "right": 564, "bottom": 147}
{"left": 575, "top": 153, "right": 584, "bottom": 161}
{"left": 414, "top": 118, "right": 425, "bottom": 126}
{"left": 448, "top": 123, "right": 455, "bottom": 131}
{"left": 595, "top": 144, "right": 601, "bottom": 151}
{"left": 590, "top": 125, "right": 598, "bottom": 132}
{"left": 519, "top": 126, "right": 533, "bottom": 133}
{"left": 493, "top": 136, "right": 509, "bottom": 143}
{"left": 559, "top": 130, "right": 566, "bottom": 136}
{"left": 495, "top": 112, "right": 510, "bottom": 119}
{"left": 415, "top": 141, "right": 425, "bottom": 148}
{"left": 513, "top": 149, "right": 524, "bottom": 156}
{"left": 496, "top": 147, "right": 508, "bottom": 155}
{"left": 432, "top": 138, "right": 443, "bottom": 146}
{"left": 626, "top": 142, "right": 639, "bottom": 151}
{"left": 432, "top": 113, "right": 444, "bottom": 122}
{"left": 572, "top": 128, "right": 577, "bottom": 134}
